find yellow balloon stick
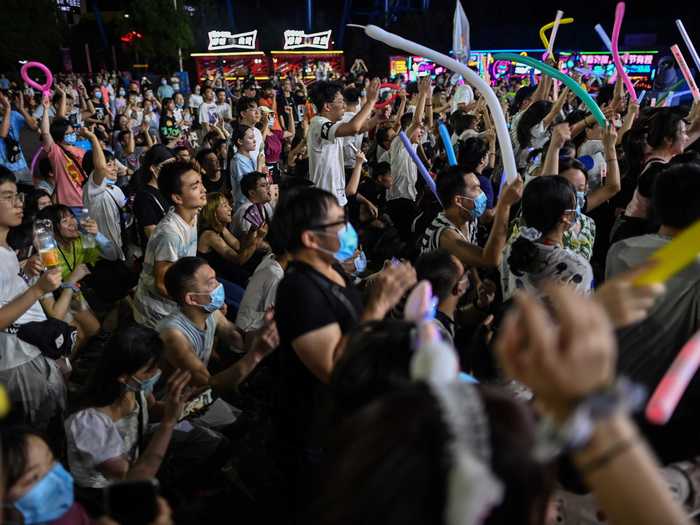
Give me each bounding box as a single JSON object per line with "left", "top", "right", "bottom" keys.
{"left": 0, "top": 385, "right": 9, "bottom": 419}
{"left": 539, "top": 17, "right": 575, "bottom": 50}
{"left": 634, "top": 219, "right": 700, "bottom": 286}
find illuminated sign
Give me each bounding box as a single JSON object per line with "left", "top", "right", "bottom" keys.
{"left": 56, "top": 0, "right": 80, "bottom": 12}
{"left": 208, "top": 30, "right": 257, "bottom": 51}
{"left": 283, "top": 30, "right": 332, "bottom": 50}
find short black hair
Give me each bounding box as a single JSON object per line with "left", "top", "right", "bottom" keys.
{"left": 268, "top": 187, "right": 338, "bottom": 254}
{"left": 157, "top": 160, "right": 198, "bottom": 207}
{"left": 195, "top": 147, "right": 215, "bottom": 166}
{"left": 376, "top": 126, "right": 394, "bottom": 147}
{"left": 415, "top": 250, "right": 461, "bottom": 303}
{"left": 653, "top": 162, "right": 700, "bottom": 229}
{"left": 236, "top": 96, "right": 257, "bottom": 115}
{"left": 0, "top": 165, "right": 16, "bottom": 186}
{"left": 49, "top": 117, "right": 71, "bottom": 144}
{"left": 400, "top": 113, "right": 414, "bottom": 130}
{"left": 215, "top": 88, "right": 225, "bottom": 95}
{"left": 164, "top": 256, "right": 209, "bottom": 305}
{"left": 310, "top": 81, "right": 344, "bottom": 113}
{"left": 240, "top": 171, "right": 266, "bottom": 200}
{"left": 513, "top": 85, "right": 536, "bottom": 112}
{"left": 458, "top": 137, "right": 489, "bottom": 173}
{"left": 233, "top": 124, "right": 252, "bottom": 145}
{"left": 371, "top": 161, "right": 391, "bottom": 179}
{"left": 343, "top": 86, "right": 362, "bottom": 105}
{"left": 82, "top": 147, "right": 115, "bottom": 175}
{"left": 436, "top": 166, "right": 468, "bottom": 208}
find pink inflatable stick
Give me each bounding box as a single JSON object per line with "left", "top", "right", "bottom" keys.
{"left": 646, "top": 331, "right": 700, "bottom": 425}
{"left": 670, "top": 45, "right": 700, "bottom": 102}
{"left": 20, "top": 61, "right": 53, "bottom": 98}
{"left": 611, "top": 3, "right": 638, "bottom": 103}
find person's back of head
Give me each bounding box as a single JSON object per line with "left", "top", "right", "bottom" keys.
{"left": 315, "top": 382, "right": 550, "bottom": 525}
{"left": 507, "top": 176, "right": 575, "bottom": 277}
{"left": 512, "top": 85, "right": 536, "bottom": 114}
{"left": 516, "top": 100, "right": 552, "bottom": 150}
{"left": 268, "top": 186, "right": 338, "bottom": 254}
{"left": 236, "top": 96, "right": 257, "bottom": 116}
{"left": 653, "top": 162, "right": 700, "bottom": 229}
{"left": 400, "top": 112, "right": 414, "bottom": 131}
{"left": 458, "top": 137, "right": 489, "bottom": 173}
{"left": 451, "top": 112, "right": 477, "bottom": 136}
{"left": 646, "top": 107, "right": 686, "bottom": 150}
{"left": 415, "top": 250, "right": 462, "bottom": 304}
{"left": 157, "top": 159, "right": 198, "bottom": 207}
{"left": 343, "top": 86, "right": 361, "bottom": 106}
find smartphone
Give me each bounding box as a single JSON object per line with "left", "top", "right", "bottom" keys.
{"left": 104, "top": 479, "right": 159, "bottom": 525}
{"left": 179, "top": 388, "right": 215, "bottom": 421}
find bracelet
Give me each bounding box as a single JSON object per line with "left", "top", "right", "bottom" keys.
{"left": 606, "top": 158, "right": 618, "bottom": 162}
{"left": 579, "top": 435, "right": 640, "bottom": 476}
{"left": 61, "top": 283, "right": 80, "bottom": 293}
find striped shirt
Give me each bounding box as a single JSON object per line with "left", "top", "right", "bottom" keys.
{"left": 419, "top": 212, "right": 473, "bottom": 255}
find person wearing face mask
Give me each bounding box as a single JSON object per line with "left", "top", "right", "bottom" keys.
{"left": 188, "top": 85, "right": 204, "bottom": 113}
{"left": 114, "top": 87, "right": 127, "bottom": 114}
{"left": 157, "top": 77, "right": 174, "bottom": 101}
{"left": 1, "top": 427, "right": 91, "bottom": 525}
{"left": 268, "top": 187, "right": 417, "bottom": 517}
{"left": 40, "top": 98, "right": 87, "bottom": 212}
{"left": 501, "top": 175, "right": 594, "bottom": 301}
{"left": 64, "top": 325, "right": 199, "bottom": 497}
{"left": 158, "top": 257, "right": 279, "bottom": 430}
{"left": 419, "top": 166, "right": 523, "bottom": 270}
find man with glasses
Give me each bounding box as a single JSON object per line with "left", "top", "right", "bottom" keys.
{"left": 0, "top": 168, "right": 67, "bottom": 431}
{"left": 307, "top": 79, "right": 383, "bottom": 207}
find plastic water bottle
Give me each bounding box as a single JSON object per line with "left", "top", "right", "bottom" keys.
{"left": 80, "top": 208, "right": 96, "bottom": 249}
{"left": 33, "top": 220, "right": 60, "bottom": 268}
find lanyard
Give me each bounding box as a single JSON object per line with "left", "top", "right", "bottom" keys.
{"left": 57, "top": 241, "right": 77, "bottom": 273}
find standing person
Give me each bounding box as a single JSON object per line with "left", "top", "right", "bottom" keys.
{"left": 0, "top": 92, "right": 37, "bottom": 190}
{"left": 340, "top": 87, "right": 364, "bottom": 180}
{"left": 133, "top": 160, "right": 207, "bottom": 329}
{"left": 39, "top": 98, "right": 87, "bottom": 212}
{"left": 236, "top": 96, "right": 265, "bottom": 168}
{"left": 198, "top": 87, "right": 218, "bottom": 133}
{"left": 386, "top": 77, "right": 430, "bottom": 242}
{"left": 0, "top": 169, "right": 67, "bottom": 432}
{"left": 189, "top": 84, "right": 204, "bottom": 113}
{"left": 268, "top": 187, "right": 416, "bottom": 516}
{"left": 230, "top": 125, "right": 259, "bottom": 207}
{"left": 157, "top": 77, "right": 174, "bottom": 100}
{"left": 214, "top": 88, "right": 233, "bottom": 124}
{"left": 307, "top": 79, "right": 382, "bottom": 207}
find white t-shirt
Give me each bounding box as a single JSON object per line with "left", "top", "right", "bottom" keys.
{"left": 198, "top": 102, "right": 219, "bottom": 126}
{"left": 189, "top": 93, "right": 204, "bottom": 109}
{"left": 231, "top": 201, "right": 274, "bottom": 238}
{"left": 134, "top": 209, "right": 198, "bottom": 328}
{"left": 340, "top": 111, "right": 363, "bottom": 168}
{"left": 83, "top": 173, "right": 127, "bottom": 260}
{"left": 252, "top": 126, "right": 264, "bottom": 165}
{"left": 215, "top": 102, "right": 233, "bottom": 121}
{"left": 387, "top": 135, "right": 418, "bottom": 202}
{"left": 308, "top": 115, "right": 347, "bottom": 206}
{"left": 0, "top": 246, "right": 45, "bottom": 369}
{"left": 235, "top": 254, "right": 284, "bottom": 332}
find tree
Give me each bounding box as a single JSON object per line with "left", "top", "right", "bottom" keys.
{"left": 125, "top": 0, "right": 194, "bottom": 71}
{"left": 0, "top": 0, "right": 66, "bottom": 71}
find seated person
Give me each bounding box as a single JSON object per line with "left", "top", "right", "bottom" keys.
{"left": 501, "top": 176, "right": 594, "bottom": 301}
{"left": 157, "top": 256, "right": 279, "bottom": 428}
{"left": 231, "top": 171, "right": 274, "bottom": 239}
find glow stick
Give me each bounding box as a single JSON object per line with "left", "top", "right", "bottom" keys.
{"left": 350, "top": 24, "right": 519, "bottom": 183}
{"left": 496, "top": 53, "right": 607, "bottom": 126}
{"left": 594, "top": 24, "right": 613, "bottom": 52}
{"left": 670, "top": 45, "right": 700, "bottom": 102}
{"left": 398, "top": 131, "right": 441, "bottom": 205}
{"left": 438, "top": 122, "right": 457, "bottom": 166}
{"left": 646, "top": 330, "right": 700, "bottom": 425}
{"left": 539, "top": 17, "right": 575, "bottom": 50}
{"left": 638, "top": 90, "right": 646, "bottom": 104}
{"left": 543, "top": 10, "right": 564, "bottom": 61}
{"left": 633, "top": 219, "right": 700, "bottom": 286}
{"left": 20, "top": 61, "right": 53, "bottom": 98}
{"left": 656, "top": 79, "right": 686, "bottom": 107}
{"left": 668, "top": 90, "right": 692, "bottom": 106}
{"left": 676, "top": 19, "right": 700, "bottom": 74}
{"left": 611, "top": 2, "right": 638, "bottom": 103}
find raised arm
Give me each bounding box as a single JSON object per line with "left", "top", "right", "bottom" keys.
{"left": 540, "top": 123, "right": 571, "bottom": 176}
{"left": 542, "top": 87, "right": 569, "bottom": 129}
{"left": 586, "top": 123, "right": 621, "bottom": 211}
{"left": 406, "top": 76, "right": 430, "bottom": 139}
{"left": 14, "top": 93, "right": 37, "bottom": 131}
{"left": 55, "top": 85, "right": 67, "bottom": 119}
{"left": 334, "top": 78, "right": 380, "bottom": 138}
{"left": 40, "top": 97, "right": 55, "bottom": 151}
{"left": 81, "top": 128, "right": 110, "bottom": 185}
{"left": 345, "top": 150, "right": 365, "bottom": 197}
{"left": 0, "top": 94, "right": 10, "bottom": 139}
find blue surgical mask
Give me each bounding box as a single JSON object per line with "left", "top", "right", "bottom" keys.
{"left": 94, "top": 91, "right": 102, "bottom": 100}
{"left": 461, "top": 191, "right": 487, "bottom": 219}
{"left": 105, "top": 178, "right": 117, "bottom": 187}
{"left": 353, "top": 250, "right": 367, "bottom": 274}
{"left": 193, "top": 283, "right": 225, "bottom": 313}
{"left": 316, "top": 223, "right": 359, "bottom": 262}
{"left": 14, "top": 463, "right": 74, "bottom": 524}
{"left": 128, "top": 370, "right": 162, "bottom": 394}
{"left": 63, "top": 132, "right": 77, "bottom": 145}
{"left": 118, "top": 89, "right": 126, "bottom": 96}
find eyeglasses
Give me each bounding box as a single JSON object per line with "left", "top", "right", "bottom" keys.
{"left": 309, "top": 218, "right": 347, "bottom": 230}
{"left": 0, "top": 192, "right": 25, "bottom": 207}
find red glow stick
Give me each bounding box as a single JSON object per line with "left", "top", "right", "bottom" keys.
{"left": 646, "top": 331, "right": 700, "bottom": 425}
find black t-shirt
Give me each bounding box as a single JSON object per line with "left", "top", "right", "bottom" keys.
{"left": 274, "top": 261, "right": 363, "bottom": 450}
{"left": 637, "top": 159, "right": 667, "bottom": 200}
{"left": 358, "top": 178, "right": 387, "bottom": 209}
{"left": 203, "top": 173, "right": 229, "bottom": 194}
{"left": 133, "top": 185, "right": 168, "bottom": 248}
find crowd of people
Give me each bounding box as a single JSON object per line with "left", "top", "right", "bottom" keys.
{"left": 0, "top": 55, "right": 699, "bottom": 525}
